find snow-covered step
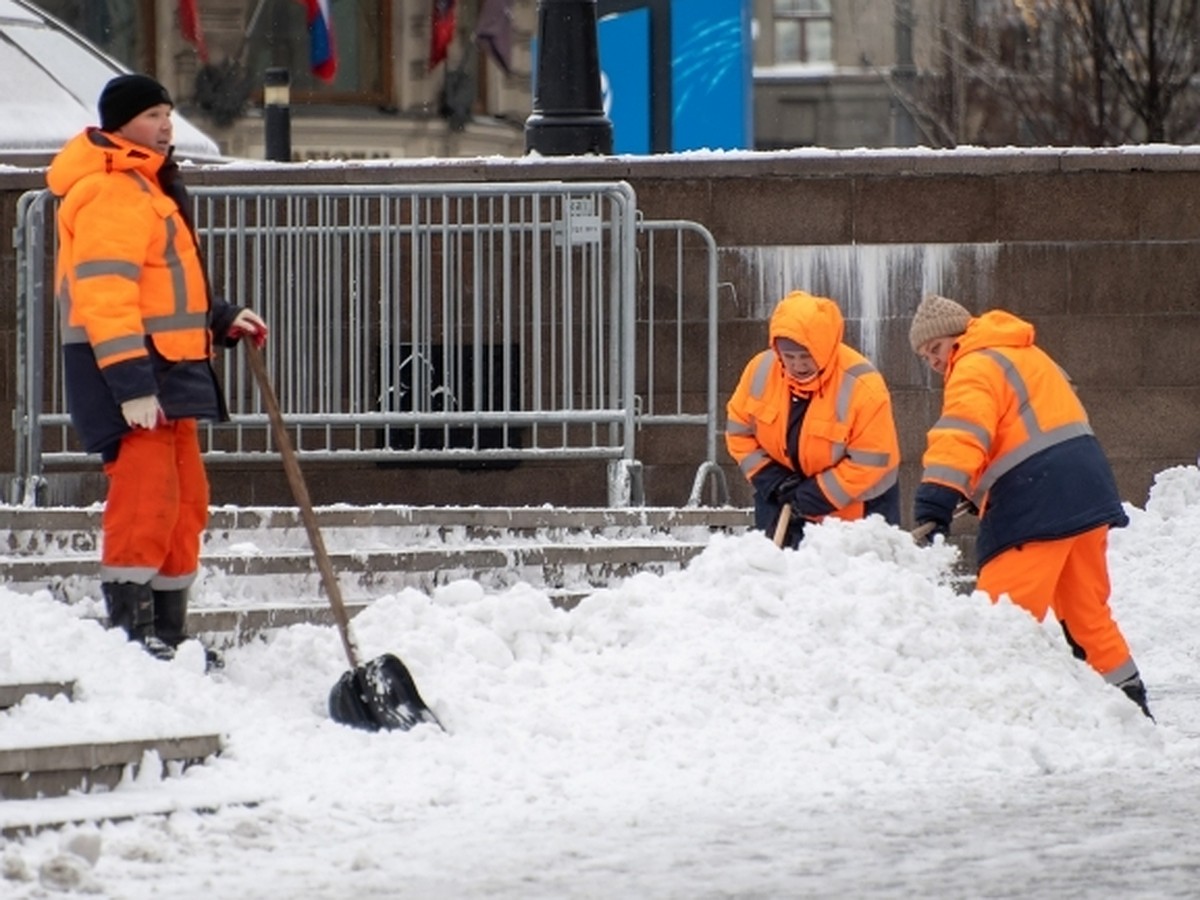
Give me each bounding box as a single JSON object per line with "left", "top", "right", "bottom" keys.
{"left": 184, "top": 590, "right": 593, "bottom": 644}
{"left": 0, "top": 540, "right": 708, "bottom": 581}
{"left": 0, "top": 541, "right": 711, "bottom": 614}
{"left": 0, "top": 781, "right": 264, "bottom": 839}
{"left": 1, "top": 503, "right": 752, "bottom": 607}
{"left": 0, "top": 504, "right": 754, "bottom": 554}
{"left": 0, "top": 681, "right": 75, "bottom": 710}
{"left": 0, "top": 733, "right": 222, "bottom": 802}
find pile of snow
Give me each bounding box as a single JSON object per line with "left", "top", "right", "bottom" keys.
{"left": 3, "top": 466, "right": 1199, "bottom": 898}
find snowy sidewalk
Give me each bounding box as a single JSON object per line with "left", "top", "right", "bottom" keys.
{"left": 2, "top": 468, "right": 1198, "bottom": 898}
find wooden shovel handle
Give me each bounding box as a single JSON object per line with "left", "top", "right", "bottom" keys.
{"left": 773, "top": 504, "right": 793, "bottom": 548}
{"left": 910, "top": 518, "right": 941, "bottom": 542}
{"left": 244, "top": 341, "right": 361, "bottom": 670}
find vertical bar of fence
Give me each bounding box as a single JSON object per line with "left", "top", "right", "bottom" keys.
{"left": 529, "top": 194, "right": 542, "bottom": 449}
{"left": 616, "top": 185, "right": 638, "bottom": 463}
{"left": 645, "top": 221, "right": 656, "bottom": 418}
{"left": 560, "top": 195, "right": 573, "bottom": 423}
{"left": 378, "top": 195, "right": 393, "bottom": 449}
{"left": 13, "top": 191, "right": 46, "bottom": 504}
{"left": 501, "top": 193, "right": 514, "bottom": 449}
{"left": 415, "top": 192, "right": 429, "bottom": 446}
{"left": 675, "top": 228, "right": 684, "bottom": 416}
{"left": 473, "top": 192, "right": 485, "bottom": 450}
{"left": 702, "top": 223, "right": 719, "bottom": 467}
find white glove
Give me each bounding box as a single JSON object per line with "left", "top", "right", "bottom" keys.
{"left": 121, "top": 395, "right": 162, "bottom": 429}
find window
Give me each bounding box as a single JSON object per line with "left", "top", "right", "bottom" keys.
{"left": 773, "top": 0, "right": 832, "bottom": 64}
{"left": 249, "top": 0, "right": 391, "bottom": 104}
{"left": 35, "top": 0, "right": 155, "bottom": 74}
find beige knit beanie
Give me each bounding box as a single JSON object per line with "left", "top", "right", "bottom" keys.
{"left": 908, "top": 293, "right": 972, "bottom": 353}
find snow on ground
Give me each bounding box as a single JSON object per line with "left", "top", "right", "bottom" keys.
{"left": 2, "top": 466, "right": 1200, "bottom": 898}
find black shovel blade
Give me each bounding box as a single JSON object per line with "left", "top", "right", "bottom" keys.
{"left": 328, "top": 653, "right": 442, "bottom": 732}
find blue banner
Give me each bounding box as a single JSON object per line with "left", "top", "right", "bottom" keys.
{"left": 599, "top": 0, "right": 752, "bottom": 153}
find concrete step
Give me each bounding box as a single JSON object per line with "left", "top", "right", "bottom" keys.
{"left": 0, "top": 680, "right": 75, "bottom": 710}
{"left": 0, "top": 733, "right": 223, "bottom": 801}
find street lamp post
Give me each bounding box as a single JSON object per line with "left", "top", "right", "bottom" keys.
{"left": 524, "top": 0, "right": 613, "bottom": 156}
{"left": 263, "top": 67, "right": 292, "bottom": 162}
{"left": 893, "top": 0, "right": 918, "bottom": 147}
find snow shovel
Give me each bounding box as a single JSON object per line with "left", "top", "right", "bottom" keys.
{"left": 244, "top": 342, "right": 441, "bottom": 732}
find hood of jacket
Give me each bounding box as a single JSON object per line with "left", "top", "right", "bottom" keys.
{"left": 768, "top": 290, "right": 844, "bottom": 392}
{"left": 46, "top": 128, "right": 166, "bottom": 198}
{"left": 950, "top": 309, "right": 1035, "bottom": 369}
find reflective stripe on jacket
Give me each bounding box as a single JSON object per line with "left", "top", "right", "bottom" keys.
{"left": 46, "top": 128, "right": 230, "bottom": 453}
{"left": 725, "top": 291, "right": 900, "bottom": 521}
{"left": 920, "top": 309, "right": 1127, "bottom": 564}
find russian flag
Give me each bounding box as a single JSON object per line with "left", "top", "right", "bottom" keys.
{"left": 304, "top": 0, "right": 337, "bottom": 82}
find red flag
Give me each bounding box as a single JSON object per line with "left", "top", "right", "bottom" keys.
{"left": 179, "top": 0, "right": 209, "bottom": 63}
{"left": 429, "top": 0, "right": 457, "bottom": 71}
{"left": 475, "top": 0, "right": 513, "bottom": 76}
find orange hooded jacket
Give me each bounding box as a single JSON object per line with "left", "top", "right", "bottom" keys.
{"left": 915, "top": 309, "right": 1127, "bottom": 564}
{"left": 725, "top": 291, "right": 900, "bottom": 526}
{"left": 46, "top": 128, "right": 236, "bottom": 454}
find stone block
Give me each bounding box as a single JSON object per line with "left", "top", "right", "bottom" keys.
{"left": 996, "top": 173, "right": 1139, "bottom": 242}
{"left": 854, "top": 175, "right": 997, "bottom": 244}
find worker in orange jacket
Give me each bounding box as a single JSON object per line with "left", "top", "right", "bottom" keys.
{"left": 47, "top": 74, "right": 268, "bottom": 663}
{"left": 909, "top": 294, "right": 1151, "bottom": 718}
{"left": 725, "top": 290, "right": 901, "bottom": 548}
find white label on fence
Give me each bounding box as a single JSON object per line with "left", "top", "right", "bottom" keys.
{"left": 555, "top": 197, "right": 602, "bottom": 246}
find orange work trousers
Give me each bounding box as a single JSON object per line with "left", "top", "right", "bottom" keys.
{"left": 976, "top": 524, "right": 1133, "bottom": 679}
{"left": 100, "top": 418, "right": 209, "bottom": 590}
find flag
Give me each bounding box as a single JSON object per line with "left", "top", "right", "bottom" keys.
{"left": 430, "top": 0, "right": 457, "bottom": 71}
{"left": 179, "top": 0, "right": 209, "bottom": 63}
{"left": 303, "top": 0, "right": 337, "bottom": 82}
{"left": 475, "top": 0, "right": 513, "bottom": 76}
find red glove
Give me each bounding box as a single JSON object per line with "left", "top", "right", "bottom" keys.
{"left": 229, "top": 324, "right": 268, "bottom": 349}
{"left": 229, "top": 310, "right": 269, "bottom": 349}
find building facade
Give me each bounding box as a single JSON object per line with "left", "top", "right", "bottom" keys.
{"left": 35, "top": 0, "right": 943, "bottom": 160}
{"left": 36, "top": 0, "right": 535, "bottom": 160}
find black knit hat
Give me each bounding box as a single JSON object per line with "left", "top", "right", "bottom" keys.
{"left": 99, "top": 74, "right": 173, "bottom": 132}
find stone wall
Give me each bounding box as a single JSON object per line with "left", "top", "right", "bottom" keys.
{"left": 4, "top": 148, "right": 1198, "bottom": 517}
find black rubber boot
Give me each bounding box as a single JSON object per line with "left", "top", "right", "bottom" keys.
{"left": 153, "top": 589, "right": 189, "bottom": 647}
{"left": 155, "top": 588, "right": 223, "bottom": 670}
{"left": 1118, "top": 674, "right": 1155, "bottom": 721}
{"left": 101, "top": 581, "right": 175, "bottom": 661}
{"left": 101, "top": 580, "right": 139, "bottom": 635}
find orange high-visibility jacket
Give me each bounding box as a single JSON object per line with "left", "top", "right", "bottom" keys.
{"left": 46, "top": 128, "right": 232, "bottom": 453}
{"left": 917, "top": 309, "right": 1127, "bottom": 564}
{"left": 725, "top": 291, "right": 900, "bottom": 521}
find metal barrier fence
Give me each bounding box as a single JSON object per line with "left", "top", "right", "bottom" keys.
{"left": 12, "top": 181, "right": 726, "bottom": 507}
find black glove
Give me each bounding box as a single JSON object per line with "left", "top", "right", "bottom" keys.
{"left": 771, "top": 472, "right": 804, "bottom": 503}
{"left": 912, "top": 482, "right": 963, "bottom": 545}
{"left": 751, "top": 463, "right": 800, "bottom": 504}
{"left": 783, "top": 477, "right": 836, "bottom": 520}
